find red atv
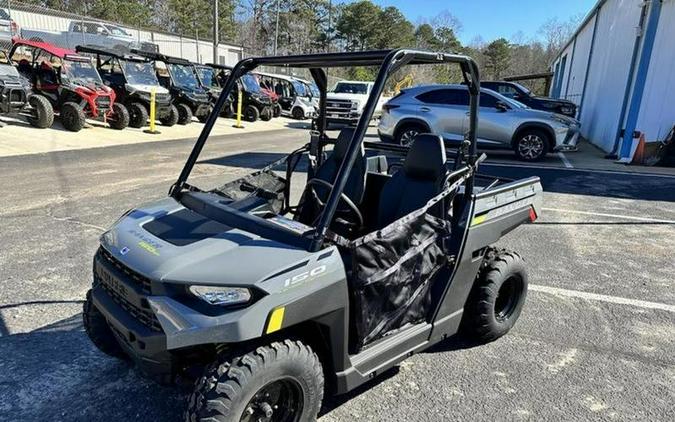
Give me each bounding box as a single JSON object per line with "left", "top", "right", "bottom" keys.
{"left": 9, "top": 39, "right": 129, "bottom": 132}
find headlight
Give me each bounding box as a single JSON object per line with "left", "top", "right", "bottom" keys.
{"left": 550, "top": 114, "right": 571, "bottom": 126}
{"left": 189, "top": 285, "right": 252, "bottom": 306}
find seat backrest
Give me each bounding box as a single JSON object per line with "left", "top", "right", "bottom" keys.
{"left": 376, "top": 134, "right": 447, "bottom": 227}
{"left": 312, "top": 127, "right": 367, "bottom": 205}
{"left": 297, "top": 127, "right": 367, "bottom": 225}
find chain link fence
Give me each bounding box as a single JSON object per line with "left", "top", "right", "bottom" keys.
{"left": 0, "top": 0, "right": 243, "bottom": 65}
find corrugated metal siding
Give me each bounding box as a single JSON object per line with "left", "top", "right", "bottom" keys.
{"left": 9, "top": 9, "right": 242, "bottom": 65}
{"left": 636, "top": 0, "right": 675, "bottom": 142}
{"left": 562, "top": 14, "right": 597, "bottom": 106}
{"left": 577, "top": 0, "right": 642, "bottom": 152}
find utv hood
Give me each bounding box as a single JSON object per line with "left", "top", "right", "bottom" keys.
{"left": 99, "top": 197, "right": 312, "bottom": 289}
{"left": 127, "top": 83, "right": 170, "bottom": 95}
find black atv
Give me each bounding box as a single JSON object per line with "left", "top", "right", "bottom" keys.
{"left": 76, "top": 46, "right": 178, "bottom": 128}
{"left": 131, "top": 49, "right": 211, "bottom": 125}
{"left": 205, "top": 62, "right": 274, "bottom": 122}
{"left": 0, "top": 50, "right": 53, "bottom": 128}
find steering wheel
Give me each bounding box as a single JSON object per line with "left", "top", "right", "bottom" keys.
{"left": 306, "top": 178, "right": 364, "bottom": 230}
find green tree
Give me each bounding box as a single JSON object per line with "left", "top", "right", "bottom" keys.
{"left": 373, "top": 6, "right": 414, "bottom": 49}
{"left": 335, "top": 0, "right": 381, "bottom": 51}
{"left": 483, "top": 37, "right": 511, "bottom": 79}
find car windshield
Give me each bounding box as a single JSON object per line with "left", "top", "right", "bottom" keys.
{"left": 167, "top": 63, "right": 199, "bottom": 89}
{"left": 291, "top": 80, "right": 308, "bottom": 97}
{"left": 308, "top": 83, "right": 320, "bottom": 97}
{"left": 122, "top": 60, "right": 159, "bottom": 85}
{"left": 62, "top": 59, "right": 103, "bottom": 84}
{"left": 241, "top": 74, "right": 261, "bottom": 93}
{"left": 196, "top": 66, "right": 219, "bottom": 88}
{"left": 512, "top": 82, "right": 531, "bottom": 95}
{"left": 332, "top": 82, "right": 368, "bottom": 94}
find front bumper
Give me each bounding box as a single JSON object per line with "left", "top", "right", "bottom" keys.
{"left": 553, "top": 125, "right": 581, "bottom": 152}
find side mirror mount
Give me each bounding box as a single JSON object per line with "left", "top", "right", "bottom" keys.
{"left": 495, "top": 101, "right": 509, "bottom": 112}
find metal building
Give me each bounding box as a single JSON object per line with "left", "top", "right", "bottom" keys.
{"left": 550, "top": 0, "right": 674, "bottom": 160}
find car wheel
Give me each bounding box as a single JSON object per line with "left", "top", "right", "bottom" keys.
{"left": 292, "top": 106, "right": 305, "bottom": 120}
{"left": 395, "top": 123, "right": 426, "bottom": 146}
{"left": 27, "top": 95, "right": 54, "bottom": 128}
{"left": 514, "top": 129, "right": 550, "bottom": 161}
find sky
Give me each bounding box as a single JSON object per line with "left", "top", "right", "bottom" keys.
{"left": 347, "top": 0, "right": 598, "bottom": 44}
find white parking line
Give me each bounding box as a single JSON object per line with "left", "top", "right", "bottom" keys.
{"left": 481, "top": 161, "right": 675, "bottom": 178}
{"left": 530, "top": 284, "right": 675, "bottom": 313}
{"left": 541, "top": 207, "right": 675, "bottom": 224}
{"left": 557, "top": 152, "right": 574, "bottom": 168}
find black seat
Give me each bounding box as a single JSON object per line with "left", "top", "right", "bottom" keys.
{"left": 376, "top": 134, "right": 447, "bottom": 227}
{"left": 298, "top": 127, "right": 367, "bottom": 226}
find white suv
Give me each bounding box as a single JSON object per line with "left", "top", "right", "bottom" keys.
{"left": 378, "top": 84, "right": 580, "bottom": 161}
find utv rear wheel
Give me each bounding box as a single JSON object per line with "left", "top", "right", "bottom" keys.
{"left": 60, "top": 102, "right": 86, "bottom": 132}
{"left": 463, "top": 249, "right": 528, "bottom": 342}
{"left": 128, "top": 102, "right": 148, "bottom": 128}
{"left": 177, "top": 103, "right": 193, "bottom": 125}
{"left": 185, "top": 340, "right": 323, "bottom": 422}
{"left": 244, "top": 105, "right": 259, "bottom": 122}
{"left": 514, "top": 129, "right": 550, "bottom": 161}
{"left": 160, "top": 104, "right": 179, "bottom": 126}
{"left": 83, "top": 290, "right": 127, "bottom": 360}
{"left": 27, "top": 95, "right": 54, "bottom": 128}
{"left": 291, "top": 106, "right": 305, "bottom": 120}
{"left": 109, "top": 103, "right": 130, "bottom": 130}
{"left": 260, "top": 106, "right": 273, "bottom": 121}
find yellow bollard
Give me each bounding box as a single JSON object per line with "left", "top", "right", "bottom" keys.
{"left": 232, "top": 89, "right": 244, "bottom": 129}
{"left": 143, "top": 87, "right": 160, "bottom": 134}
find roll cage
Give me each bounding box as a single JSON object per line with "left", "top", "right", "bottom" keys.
{"left": 169, "top": 49, "right": 481, "bottom": 252}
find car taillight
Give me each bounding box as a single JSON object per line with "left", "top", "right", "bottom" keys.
{"left": 382, "top": 104, "right": 399, "bottom": 112}
{"left": 529, "top": 207, "right": 538, "bottom": 222}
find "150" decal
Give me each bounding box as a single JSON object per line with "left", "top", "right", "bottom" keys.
{"left": 283, "top": 265, "right": 327, "bottom": 289}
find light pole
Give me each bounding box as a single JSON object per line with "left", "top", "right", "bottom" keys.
{"left": 213, "top": 0, "right": 219, "bottom": 64}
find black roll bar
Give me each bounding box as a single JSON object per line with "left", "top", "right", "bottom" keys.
{"left": 168, "top": 49, "right": 480, "bottom": 252}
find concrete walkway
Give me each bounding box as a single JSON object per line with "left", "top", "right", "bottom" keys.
{"left": 0, "top": 115, "right": 307, "bottom": 158}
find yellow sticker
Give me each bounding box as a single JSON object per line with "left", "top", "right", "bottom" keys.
{"left": 471, "top": 214, "right": 487, "bottom": 226}
{"left": 138, "top": 240, "right": 160, "bottom": 256}
{"left": 266, "top": 307, "right": 285, "bottom": 334}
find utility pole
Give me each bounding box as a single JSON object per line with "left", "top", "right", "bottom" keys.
{"left": 213, "top": 0, "right": 219, "bottom": 64}
{"left": 274, "top": 0, "right": 280, "bottom": 55}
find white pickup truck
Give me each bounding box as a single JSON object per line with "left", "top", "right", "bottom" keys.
{"left": 325, "top": 80, "right": 390, "bottom": 126}
{"left": 22, "top": 20, "right": 158, "bottom": 52}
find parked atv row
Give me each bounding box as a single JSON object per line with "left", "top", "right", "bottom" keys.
{"left": 2, "top": 38, "right": 284, "bottom": 131}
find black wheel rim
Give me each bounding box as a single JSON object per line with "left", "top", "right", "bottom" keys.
{"left": 241, "top": 378, "right": 303, "bottom": 422}
{"left": 494, "top": 276, "right": 522, "bottom": 322}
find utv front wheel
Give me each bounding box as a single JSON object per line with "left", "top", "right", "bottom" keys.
{"left": 83, "top": 290, "right": 127, "bottom": 359}
{"left": 185, "top": 340, "right": 323, "bottom": 422}
{"left": 160, "top": 104, "right": 179, "bottom": 127}
{"left": 109, "top": 103, "right": 130, "bottom": 130}
{"left": 61, "top": 102, "right": 86, "bottom": 132}
{"left": 291, "top": 106, "right": 305, "bottom": 120}
{"left": 197, "top": 107, "right": 212, "bottom": 123}
{"left": 128, "top": 102, "right": 148, "bottom": 128}
{"left": 462, "top": 249, "right": 528, "bottom": 342}
{"left": 27, "top": 95, "right": 54, "bottom": 128}
{"left": 177, "top": 103, "right": 193, "bottom": 125}
{"left": 244, "top": 105, "right": 259, "bottom": 122}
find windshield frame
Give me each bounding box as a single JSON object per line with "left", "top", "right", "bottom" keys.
{"left": 166, "top": 62, "right": 200, "bottom": 89}
{"left": 62, "top": 58, "right": 103, "bottom": 85}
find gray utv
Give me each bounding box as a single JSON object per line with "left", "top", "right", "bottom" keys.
{"left": 83, "top": 49, "right": 543, "bottom": 421}
{"left": 0, "top": 50, "right": 53, "bottom": 128}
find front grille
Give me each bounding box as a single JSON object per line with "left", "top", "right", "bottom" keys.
{"left": 98, "top": 273, "right": 163, "bottom": 332}
{"left": 326, "top": 99, "right": 354, "bottom": 117}
{"left": 98, "top": 247, "right": 152, "bottom": 294}
{"left": 95, "top": 96, "right": 112, "bottom": 111}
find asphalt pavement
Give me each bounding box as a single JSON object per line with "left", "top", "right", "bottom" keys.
{"left": 0, "top": 128, "right": 673, "bottom": 421}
